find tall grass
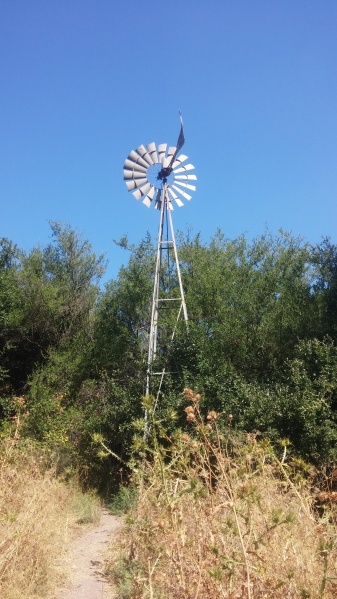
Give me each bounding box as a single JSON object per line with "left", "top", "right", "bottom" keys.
{"left": 0, "top": 430, "right": 99, "bottom": 599}
{"left": 108, "top": 389, "right": 337, "bottom": 599}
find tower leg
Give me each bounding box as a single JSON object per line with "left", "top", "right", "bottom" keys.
{"left": 145, "top": 190, "right": 165, "bottom": 398}
{"left": 145, "top": 182, "right": 188, "bottom": 425}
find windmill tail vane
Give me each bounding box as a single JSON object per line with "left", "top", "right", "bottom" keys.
{"left": 173, "top": 111, "right": 185, "bottom": 159}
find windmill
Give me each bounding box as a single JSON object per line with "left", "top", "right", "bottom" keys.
{"left": 123, "top": 114, "right": 197, "bottom": 406}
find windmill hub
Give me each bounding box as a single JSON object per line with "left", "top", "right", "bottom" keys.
{"left": 146, "top": 163, "right": 174, "bottom": 189}
{"left": 157, "top": 166, "right": 173, "bottom": 182}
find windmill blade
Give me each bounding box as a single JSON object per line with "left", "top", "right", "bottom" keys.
{"left": 133, "top": 182, "right": 152, "bottom": 200}
{"left": 172, "top": 154, "right": 188, "bottom": 169}
{"left": 124, "top": 169, "right": 147, "bottom": 180}
{"left": 173, "top": 163, "right": 195, "bottom": 174}
{"left": 172, "top": 184, "right": 192, "bottom": 201}
{"left": 163, "top": 146, "right": 176, "bottom": 168}
{"left": 174, "top": 174, "right": 197, "bottom": 181}
{"left": 168, "top": 187, "right": 184, "bottom": 207}
{"left": 128, "top": 150, "right": 149, "bottom": 169}
{"left": 137, "top": 144, "right": 154, "bottom": 165}
{"left": 147, "top": 142, "right": 159, "bottom": 164}
{"left": 173, "top": 180, "right": 197, "bottom": 192}
{"left": 158, "top": 144, "right": 167, "bottom": 164}
{"left": 154, "top": 188, "right": 163, "bottom": 210}
{"left": 143, "top": 185, "right": 156, "bottom": 208}
{"left": 124, "top": 159, "right": 147, "bottom": 173}
{"left": 125, "top": 177, "right": 148, "bottom": 191}
{"left": 167, "top": 146, "right": 176, "bottom": 159}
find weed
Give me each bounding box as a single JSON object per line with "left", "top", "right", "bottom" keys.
{"left": 107, "top": 389, "right": 337, "bottom": 598}
{"left": 108, "top": 485, "right": 138, "bottom": 516}
{"left": 70, "top": 489, "right": 101, "bottom": 524}
{"left": 0, "top": 434, "right": 98, "bottom": 599}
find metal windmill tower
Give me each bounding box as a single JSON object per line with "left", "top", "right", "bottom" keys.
{"left": 123, "top": 114, "right": 197, "bottom": 404}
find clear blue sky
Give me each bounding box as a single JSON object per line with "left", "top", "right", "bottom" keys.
{"left": 1, "top": 1, "right": 337, "bottom": 283}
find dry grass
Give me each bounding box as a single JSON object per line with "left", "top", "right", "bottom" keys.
{"left": 0, "top": 433, "right": 100, "bottom": 599}
{"left": 108, "top": 390, "right": 337, "bottom": 599}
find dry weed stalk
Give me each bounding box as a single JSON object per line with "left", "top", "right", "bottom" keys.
{"left": 0, "top": 434, "right": 96, "bottom": 599}
{"left": 109, "top": 389, "right": 337, "bottom": 598}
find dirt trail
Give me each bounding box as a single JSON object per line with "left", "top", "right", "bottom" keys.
{"left": 56, "top": 509, "right": 122, "bottom": 599}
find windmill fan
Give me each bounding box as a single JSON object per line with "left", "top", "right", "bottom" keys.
{"left": 123, "top": 113, "right": 197, "bottom": 209}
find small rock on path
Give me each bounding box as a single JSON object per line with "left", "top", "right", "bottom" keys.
{"left": 57, "top": 509, "right": 122, "bottom": 599}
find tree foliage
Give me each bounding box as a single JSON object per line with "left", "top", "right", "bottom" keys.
{"left": 2, "top": 223, "right": 337, "bottom": 489}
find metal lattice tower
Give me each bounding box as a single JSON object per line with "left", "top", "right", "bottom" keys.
{"left": 123, "top": 114, "right": 197, "bottom": 404}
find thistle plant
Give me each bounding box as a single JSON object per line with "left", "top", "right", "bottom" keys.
{"left": 108, "top": 388, "right": 337, "bottom": 598}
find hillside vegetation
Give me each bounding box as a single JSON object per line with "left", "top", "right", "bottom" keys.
{"left": 1, "top": 224, "right": 337, "bottom": 476}
{"left": 2, "top": 223, "right": 337, "bottom": 596}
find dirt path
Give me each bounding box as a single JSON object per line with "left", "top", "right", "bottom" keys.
{"left": 56, "top": 509, "right": 122, "bottom": 599}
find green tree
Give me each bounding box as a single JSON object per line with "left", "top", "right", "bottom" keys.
{"left": 0, "top": 238, "right": 21, "bottom": 388}
{"left": 0, "top": 223, "right": 106, "bottom": 393}
{"left": 311, "top": 237, "right": 337, "bottom": 339}
{"left": 175, "top": 230, "right": 316, "bottom": 382}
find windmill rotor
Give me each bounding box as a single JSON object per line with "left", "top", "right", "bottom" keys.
{"left": 123, "top": 114, "right": 197, "bottom": 209}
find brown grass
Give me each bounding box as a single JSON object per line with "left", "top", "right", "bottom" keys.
{"left": 0, "top": 434, "right": 99, "bottom": 599}
{"left": 108, "top": 390, "right": 337, "bottom": 599}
